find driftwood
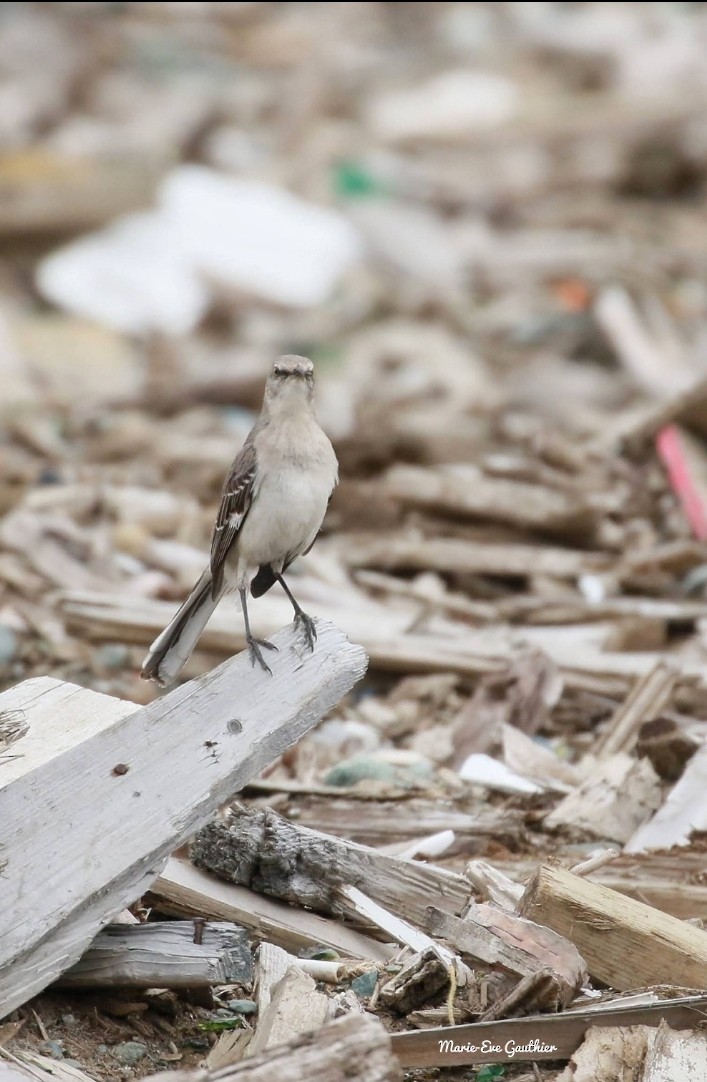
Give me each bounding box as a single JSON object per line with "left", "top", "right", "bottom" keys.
{"left": 149, "top": 858, "right": 395, "bottom": 963}
{"left": 59, "top": 921, "right": 252, "bottom": 990}
{"left": 518, "top": 864, "right": 707, "bottom": 991}
{"left": 190, "top": 805, "right": 470, "bottom": 930}
{"left": 141, "top": 1013, "right": 401, "bottom": 1082}
{"left": 0, "top": 622, "right": 366, "bottom": 1018}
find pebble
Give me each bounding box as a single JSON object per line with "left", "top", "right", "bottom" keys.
{"left": 41, "top": 1040, "right": 64, "bottom": 1060}
{"left": 226, "top": 999, "right": 257, "bottom": 1015}
{"left": 0, "top": 625, "right": 17, "bottom": 664}
{"left": 61, "top": 1013, "right": 78, "bottom": 1026}
{"left": 324, "top": 756, "right": 396, "bottom": 787}
{"left": 111, "top": 1041, "right": 147, "bottom": 1066}
{"left": 351, "top": 970, "right": 378, "bottom": 999}
{"left": 97, "top": 643, "right": 130, "bottom": 669}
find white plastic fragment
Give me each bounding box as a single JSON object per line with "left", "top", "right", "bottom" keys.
{"left": 458, "top": 752, "right": 545, "bottom": 795}
{"left": 37, "top": 166, "right": 363, "bottom": 334}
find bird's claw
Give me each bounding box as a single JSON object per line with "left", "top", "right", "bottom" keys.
{"left": 294, "top": 611, "right": 317, "bottom": 652}
{"left": 248, "top": 637, "right": 278, "bottom": 674}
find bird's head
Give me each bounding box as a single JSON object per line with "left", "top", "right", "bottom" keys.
{"left": 264, "top": 355, "right": 315, "bottom": 408}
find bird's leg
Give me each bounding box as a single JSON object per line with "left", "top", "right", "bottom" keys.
{"left": 275, "top": 573, "right": 317, "bottom": 652}
{"left": 239, "top": 587, "right": 277, "bottom": 674}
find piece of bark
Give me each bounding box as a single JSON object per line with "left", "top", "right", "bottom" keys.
{"left": 595, "top": 662, "right": 677, "bottom": 759}
{"left": 190, "top": 806, "right": 469, "bottom": 931}
{"left": 545, "top": 753, "right": 662, "bottom": 844}
{"left": 379, "top": 948, "right": 449, "bottom": 1014}
{"left": 59, "top": 922, "right": 252, "bottom": 990}
{"left": 248, "top": 967, "right": 331, "bottom": 1057}
{"left": 143, "top": 1012, "right": 401, "bottom": 1082}
{"left": 149, "top": 859, "right": 395, "bottom": 964}
{"left": 636, "top": 715, "right": 699, "bottom": 781}
{"left": 518, "top": 864, "right": 707, "bottom": 990}
{"left": 389, "top": 993, "right": 707, "bottom": 1068}
{"left": 0, "top": 622, "right": 367, "bottom": 1019}
{"left": 625, "top": 740, "right": 707, "bottom": 853}
{"left": 426, "top": 904, "right": 586, "bottom": 1008}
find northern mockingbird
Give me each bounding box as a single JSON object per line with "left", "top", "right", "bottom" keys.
{"left": 141, "top": 355, "right": 338, "bottom": 684}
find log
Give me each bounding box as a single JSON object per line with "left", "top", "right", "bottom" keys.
{"left": 518, "top": 864, "right": 707, "bottom": 990}
{"left": 141, "top": 1013, "right": 402, "bottom": 1082}
{"left": 0, "top": 622, "right": 367, "bottom": 1018}
{"left": 59, "top": 921, "right": 252, "bottom": 990}
{"left": 189, "top": 805, "right": 469, "bottom": 930}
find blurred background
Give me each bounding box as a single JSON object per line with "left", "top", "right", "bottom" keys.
{"left": 3, "top": 0, "right": 707, "bottom": 708}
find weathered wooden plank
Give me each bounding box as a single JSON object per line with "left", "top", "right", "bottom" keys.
{"left": 0, "top": 621, "right": 367, "bottom": 1018}
{"left": 389, "top": 994, "right": 707, "bottom": 1068}
{"left": 150, "top": 858, "right": 395, "bottom": 964}
{"left": 59, "top": 921, "right": 252, "bottom": 989}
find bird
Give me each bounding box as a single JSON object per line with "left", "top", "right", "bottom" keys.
{"left": 141, "top": 355, "right": 339, "bottom": 685}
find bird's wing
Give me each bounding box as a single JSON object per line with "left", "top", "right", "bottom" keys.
{"left": 209, "top": 433, "right": 258, "bottom": 596}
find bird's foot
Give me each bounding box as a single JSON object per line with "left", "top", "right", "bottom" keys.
{"left": 247, "top": 636, "right": 278, "bottom": 675}
{"left": 294, "top": 610, "right": 317, "bottom": 653}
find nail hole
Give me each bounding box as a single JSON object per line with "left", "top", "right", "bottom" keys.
{"left": 227, "top": 719, "right": 243, "bottom": 734}
{"left": 112, "top": 763, "right": 129, "bottom": 776}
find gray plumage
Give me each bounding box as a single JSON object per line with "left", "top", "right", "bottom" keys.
{"left": 141, "top": 355, "right": 338, "bottom": 684}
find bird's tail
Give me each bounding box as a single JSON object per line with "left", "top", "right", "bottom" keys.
{"left": 141, "top": 569, "right": 224, "bottom": 686}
